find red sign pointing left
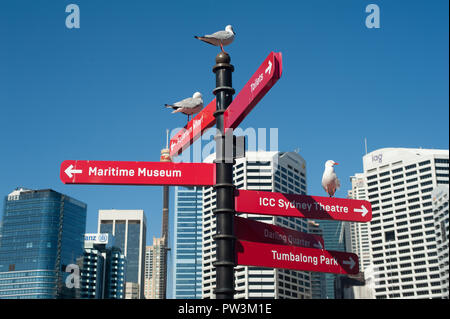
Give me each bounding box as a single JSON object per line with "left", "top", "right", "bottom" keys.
{"left": 60, "top": 160, "right": 215, "bottom": 186}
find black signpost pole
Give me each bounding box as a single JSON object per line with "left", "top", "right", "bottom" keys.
{"left": 212, "top": 52, "right": 236, "bottom": 299}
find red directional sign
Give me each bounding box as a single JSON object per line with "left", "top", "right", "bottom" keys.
{"left": 235, "top": 190, "right": 372, "bottom": 222}
{"left": 236, "top": 240, "right": 359, "bottom": 275}
{"left": 234, "top": 216, "right": 324, "bottom": 249}
{"left": 169, "top": 98, "right": 216, "bottom": 157}
{"left": 224, "top": 51, "right": 282, "bottom": 130}
{"left": 169, "top": 51, "right": 283, "bottom": 158}
{"left": 60, "top": 160, "right": 215, "bottom": 186}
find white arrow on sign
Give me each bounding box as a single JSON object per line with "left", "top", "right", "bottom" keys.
{"left": 65, "top": 165, "right": 83, "bottom": 178}
{"left": 265, "top": 60, "right": 272, "bottom": 74}
{"left": 354, "top": 205, "right": 369, "bottom": 217}
{"left": 343, "top": 257, "right": 356, "bottom": 270}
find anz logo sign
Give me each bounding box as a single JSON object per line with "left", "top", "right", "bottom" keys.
{"left": 85, "top": 233, "right": 109, "bottom": 244}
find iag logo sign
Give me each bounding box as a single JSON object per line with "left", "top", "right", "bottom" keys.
{"left": 372, "top": 154, "right": 383, "bottom": 164}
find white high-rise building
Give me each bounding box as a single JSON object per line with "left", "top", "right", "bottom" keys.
{"left": 432, "top": 185, "right": 449, "bottom": 298}
{"left": 202, "top": 151, "right": 313, "bottom": 299}
{"left": 347, "top": 173, "right": 371, "bottom": 271}
{"left": 355, "top": 148, "right": 449, "bottom": 299}
{"left": 98, "top": 209, "right": 147, "bottom": 299}
{"left": 144, "top": 237, "right": 167, "bottom": 299}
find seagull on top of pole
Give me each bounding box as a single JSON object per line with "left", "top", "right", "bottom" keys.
{"left": 321, "top": 160, "right": 340, "bottom": 197}
{"left": 194, "top": 25, "right": 236, "bottom": 54}
{"left": 165, "top": 92, "right": 203, "bottom": 123}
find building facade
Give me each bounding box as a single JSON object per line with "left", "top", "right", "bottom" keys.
{"left": 202, "top": 151, "right": 314, "bottom": 299}
{"left": 144, "top": 237, "right": 167, "bottom": 299}
{"left": 347, "top": 173, "right": 371, "bottom": 271}
{"left": 432, "top": 185, "right": 449, "bottom": 298}
{"left": 172, "top": 186, "right": 203, "bottom": 299}
{"left": 0, "top": 188, "right": 87, "bottom": 299}
{"left": 78, "top": 233, "right": 126, "bottom": 299}
{"left": 358, "top": 148, "right": 449, "bottom": 299}
{"left": 317, "top": 219, "right": 346, "bottom": 299}
{"left": 98, "top": 209, "right": 147, "bottom": 299}
{"left": 307, "top": 221, "right": 327, "bottom": 299}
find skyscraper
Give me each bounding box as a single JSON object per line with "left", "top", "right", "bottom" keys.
{"left": 345, "top": 174, "right": 375, "bottom": 299}
{"left": 98, "top": 209, "right": 147, "bottom": 299}
{"left": 308, "top": 221, "right": 327, "bottom": 299}
{"left": 0, "top": 188, "right": 87, "bottom": 299}
{"left": 172, "top": 186, "right": 203, "bottom": 299}
{"left": 354, "top": 147, "right": 449, "bottom": 299}
{"left": 316, "top": 220, "right": 346, "bottom": 299}
{"left": 202, "top": 151, "right": 313, "bottom": 299}
{"left": 78, "top": 233, "right": 126, "bottom": 299}
{"left": 347, "top": 174, "right": 371, "bottom": 271}
{"left": 432, "top": 185, "right": 449, "bottom": 299}
{"left": 144, "top": 237, "right": 168, "bottom": 299}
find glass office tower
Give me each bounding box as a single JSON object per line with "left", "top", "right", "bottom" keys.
{"left": 172, "top": 186, "right": 203, "bottom": 299}
{"left": 317, "top": 220, "right": 346, "bottom": 299}
{"left": 0, "top": 188, "right": 87, "bottom": 299}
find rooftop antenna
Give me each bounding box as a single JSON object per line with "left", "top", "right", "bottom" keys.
{"left": 364, "top": 138, "right": 368, "bottom": 155}
{"left": 166, "top": 129, "right": 169, "bottom": 149}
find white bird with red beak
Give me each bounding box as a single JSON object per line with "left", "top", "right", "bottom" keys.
{"left": 322, "top": 160, "right": 340, "bottom": 197}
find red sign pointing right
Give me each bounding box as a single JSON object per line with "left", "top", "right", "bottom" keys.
{"left": 235, "top": 190, "right": 372, "bottom": 222}
{"left": 236, "top": 240, "right": 359, "bottom": 275}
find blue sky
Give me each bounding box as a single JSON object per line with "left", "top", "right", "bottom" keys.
{"left": 0, "top": 0, "right": 448, "bottom": 285}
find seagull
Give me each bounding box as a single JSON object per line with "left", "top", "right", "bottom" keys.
{"left": 321, "top": 160, "right": 340, "bottom": 197}
{"left": 165, "top": 92, "right": 203, "bottom": 122}
{"left": 194, "top": 25, "right": 235, "bottom": 54}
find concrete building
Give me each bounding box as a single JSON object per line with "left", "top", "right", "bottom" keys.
{"left": 144, "top": 237, "right": 167, "bottom": 299}
{"left": 347, "top": 173, "right": 371, "bottom": 271}
{"left": 356, "top": 148, "right": 449, "bottom": 299}
{"left": 98, "top": 209, "right": 147, "bottom": 299}
{"left": 202, "top": 151, "right": 313, "bottom": 299}
{"left": 432, "top": 185, "right": 449, "bottom": 298}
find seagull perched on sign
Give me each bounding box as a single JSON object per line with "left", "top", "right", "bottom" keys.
{"left": 194, "top": 25, "right": 235, "bottom": 54}
{"left": 321, "top": 160, "right": 340, "bottom": 197}
{"left": 165, "top": 92, "right": 203, "bottom": 123}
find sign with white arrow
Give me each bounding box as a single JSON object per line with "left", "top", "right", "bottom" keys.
{"left": 169, "top": 51, "right": 282, "bottom": 158}
{"left": 236, "top": 240, "right": 360, "bottom": 275}
{"left": 223, "top": 51, "right": 282, "bottom": 130}
{"left": 60, "top": 160, "right": 216, "bottom": 186}
{"left": 235, "top": 190, "right": 372, "bottom": 222}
